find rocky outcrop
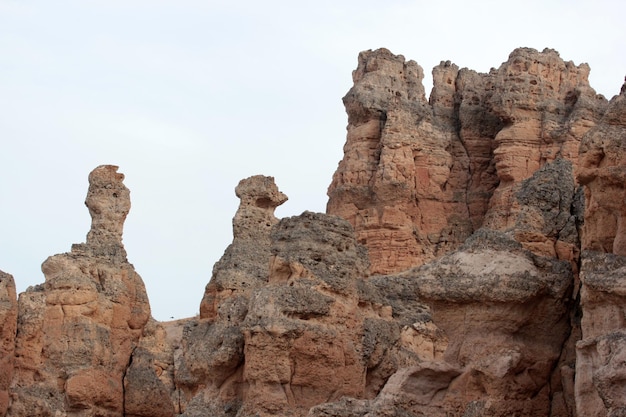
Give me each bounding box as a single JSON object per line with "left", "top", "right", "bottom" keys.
{"left": 392, "top": 230, "right": 573, "bottom": 416}
{"left": 199, "top": 175, "right": 288, "bottom": 321}
{"left": 0, "top": 271, "right": 17, "bottom": 417}
{"left": 174, "top": 176, "right": 287, "bottom": 415}
{"left": 310, "top": 230, "right": 573, "bottom": 417}
{"left": 576, "top": 252, "right": 626, "bottom": 417}
{"left": 327, "top": 49, "right": 474, "bottom": 275}
{"left": 575, "top": 82, "right": 626, "bottom": 417}
{"left": 8, "top": 165, "right": 151, "bottom": 417}
{"left": 0, "top": 48, "right": 624, "bottom": 417}
{"left": 177, "top": 199, "right": 438, "bottom": 416}
{"left": 327, "top": 47, "right": 607, "bottom": 275}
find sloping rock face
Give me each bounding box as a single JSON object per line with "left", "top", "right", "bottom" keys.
{"left": 575, "top": 83, "right": 626, "bottom": 417}
{"left": 7, "top": 165, "right": 151, "bottom": 417}
{"left": 0, "top": 271, "right": 17, "bottom": 416}
{"left": 327, "top": 47, "right": 607, "bottom": 275}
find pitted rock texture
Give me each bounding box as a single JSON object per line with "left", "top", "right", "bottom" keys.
{"left": 574, "top": 82, "right": 626, "bottom": 417}
{"left": 175, "top": 176, "right": 288, "bottom": 415}
{"left": 7, "top": 165, "right": 151, "bottom": 417}
{"left": 578, "top": 82, "right": 626, "bottom": 255}
{"left": 310, "top": 230, "right": 574, "bottom": 417}
{"left": 327, "top": 47, "right": 607, "bottom": 275}
{"left": 1, "top": 48, "right": 625, "bottom": 417}
{"left": 0, "top": 271, "right": 17, "bottom": 416}
{"left": 176, "top": 209, "right": 436, "bottom": 417}
{"left": 199, "top": 175, "right": 287, "bottom": 321}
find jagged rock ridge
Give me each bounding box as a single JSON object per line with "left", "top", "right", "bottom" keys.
{"left": 327, "top": 47, "right": 606, "bottom": 275}
{"left": 0, "top": 48, "right": 624, "bottom": 417}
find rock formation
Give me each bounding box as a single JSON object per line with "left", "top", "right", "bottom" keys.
{"left": 8, "top": 165, "right": 151, "bottom": 417}
{"left": 0, "top": 271, "right": 17, "bottom": 416}
{"left": 1, "top": 48, "right": 625, "bottom": 417}
{"left": 575, "top": 82, "right": 626, "bottom": 417}
{"left": 327, "top": 47, "right": 607, "bottom": 275}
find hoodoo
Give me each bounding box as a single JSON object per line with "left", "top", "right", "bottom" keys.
{"left": 1, "top": 48, "right": 625, "bottom": 416}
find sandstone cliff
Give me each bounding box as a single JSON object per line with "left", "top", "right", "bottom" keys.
{"left": 0, "top": 271, "right": 17, "bottom": 416}
{"left": 0, "top": 48, "right": 624, "bottom": 417}
{"left": 575, "top": 83, "right": 626, "bottom": 417}
{"left": 327, "top": 47, "right": 606, "bottom": 275}
{"left": 8, "top": 166, "right": 152, "bottom": 417}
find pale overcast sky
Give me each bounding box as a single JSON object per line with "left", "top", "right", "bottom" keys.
{"left": 1, "top": 0, "right": 624, "bottom": 320}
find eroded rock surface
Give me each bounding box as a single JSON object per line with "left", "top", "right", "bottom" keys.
{"left": 575, "top": 83, "right": 626, "bottom": 417}
{"left": 0, "top": 271, "right": 17, "bottom": 417}
{"left": 311, "top": 230, "right": 573, "bottom": 417}
{"left": 8, "top": 165, "right": 151, "bottom": 417}
{"left": 174, "top": 176, "right": 287, "bottom": 415}
{"left": 1, "top": 48, "right": 624, "bottom": 417}
{"left": 199, "top": 175, "right": 288, "bottom": 321}
{"left": 327, "top": 47, "right": 607, "bottom": 275}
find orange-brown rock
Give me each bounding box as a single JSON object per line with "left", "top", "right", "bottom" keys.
{"left": 327, "top": 47, "right": 607, "bottom": 275}
{"left": 7, "top": 165, "right": 151, "bottom": 417}
{"left": 327, "top": 48, "right": 474, "bottom": 275}
{"left": 578, "top": 81, "right": 626, "bottom": 255}
{"left": 124, "top": 345, "right": 175, "bottom": 417}
{"left": 402, "top": 230, "right": 573, "bottom": 416}
{"left": 484, "top": 48, "right": 606, "bottom": 234}
{"left": 576, "top": 252, "right": 626, "bottom": 417}
{"left": 0, "top": 271, "right": 17, "bottom": 417}
{"left": 175, "top": 202, "right": 442, "bottom": 417}
{"left": 311, "top": 230, "right": 573, "bottom": 417}
{"left": 574, "top": 82, "right": 626, "bottom": 417}
{"left": 239, "top": 211, "right": 433, "bottom": 417}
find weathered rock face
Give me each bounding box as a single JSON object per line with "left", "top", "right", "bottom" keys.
{"left": 576, "top": 252, "right": 626, "bottom": 417}
{"left": 327, "top": 47, "right": 607, "bottom": 275}
{"left": 575, "top": 83, "right": 626, "bottom": 417}
{"left": 310, "top": 230, "right": 573, "bottom": 417}
{"left": 8, "top": 165, "right": 151, "bottom": 417}
{"left": 0, "top": 271, "right": 17, "bottom": 417}
{"left": 578, "top": 83, "right": 626, "bottom": 255}
{"left": 396, "top": 231, "right": 573, "bottom": 416}
{"left": 199, "top": 175, "right": 288, "bottom": 321}
{"left": 174, "top": 176, "right": 287, "bottom": 415}
{"left": 174, "top": 183, "right": 445, "bottom": 417}
{"left": 239, "top": 211, "right": 370, "bottom": 415}
{"left": 327, "top": 48, "right": 474, "bottom": 275}
{"left": 123, "top": 318, "right": 180, "bottom": 417}
{"left": 1, "top": 49, "right": 624, "bottom": 417}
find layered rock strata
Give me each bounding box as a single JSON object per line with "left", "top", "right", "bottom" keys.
{"left": 176, "top": 186, "right": 440, "bottom": 416}
{"left": 327, "top": 47, "right": 607, "bottom": 275}
{"left": 7, "top": 165, "right": 152, "bottom": 417}
{"left": 575, "top": 82, "right": 626, "bottom": 417}
{"left": 0, "top": 48, "right": 624, "bottom": 417}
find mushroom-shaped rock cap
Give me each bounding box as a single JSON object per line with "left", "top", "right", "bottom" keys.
{"left": 235, "top": 175, "right": 288, "bottom": 209}
{"left": 232, "top": 175, "right": 287, "bottom": 240}
{"left": 85, "top": 165, "right": 130, "bottom": 247}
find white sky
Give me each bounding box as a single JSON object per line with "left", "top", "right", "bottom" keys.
{"left": 1, "top": 0, "right": 624, "bottom": 320}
